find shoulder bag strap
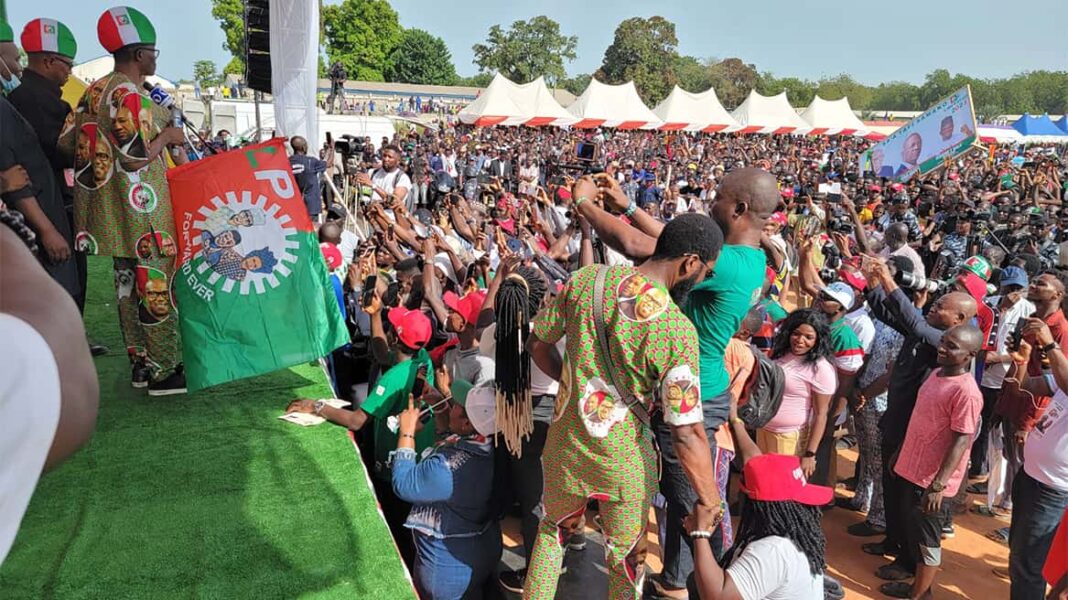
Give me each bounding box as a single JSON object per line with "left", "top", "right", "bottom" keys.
{"left": 592, "top": 266, "right": 652, "bottom": 428}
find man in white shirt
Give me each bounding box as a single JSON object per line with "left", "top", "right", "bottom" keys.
{"left": 1, "top": 225, "right": 99, "bottom": 565}
{"left": 358, "top": 144, "right": 410, "bottom": 215}
{"left": 878, "top": 222, "right": 925, "bottom": 279}
{"left": 999, "top": 319, "right": 1068, "bottom": 600}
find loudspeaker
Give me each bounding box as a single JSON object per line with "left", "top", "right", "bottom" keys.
{"left": 244, "top": 0, "right": 271, "bottom": 93}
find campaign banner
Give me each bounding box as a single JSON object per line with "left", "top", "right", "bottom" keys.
{"left": 860, "top": 86, "right": 978, "bottom": 182}
{"left": 167, "top": 138, "right": 348, "bottom": 392}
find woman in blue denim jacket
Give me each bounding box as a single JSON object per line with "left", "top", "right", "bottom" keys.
{"left": 392, "top": 379, "right": 501, "bottom": 600}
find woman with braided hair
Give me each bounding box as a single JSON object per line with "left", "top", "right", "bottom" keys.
{"left": 686, "top": 398, "right": 830, "bottom": 600}
{"left": 479, "top": 258, "right": 573, "bottom": 594}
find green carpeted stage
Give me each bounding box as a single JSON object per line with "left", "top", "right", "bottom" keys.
{"left": 0, "top": 257, "right": 415, "bottom": 599}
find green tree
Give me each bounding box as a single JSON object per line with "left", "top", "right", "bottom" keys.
{"left": 560, "top": 73, "right": 592, "bottom": 96}
{"left": 815, "top": 73, "right": 872, "bottom": 109}
{"left": 596, "top": 16, "right": 679, "bottom": 105}
{"left": 870, "top": 82, "right": 922, "bottom": 112}
{"left": 471, "top": 16, "right": 577, "bottom": 87}
{"left": 674, "top": 55, "right": 712, "bottom": 93}
{"left": 193, "top": 60, "right": 222, "bottom": 89}
{"left": 322, "top": 0, "right": 403, "bottom": 82}
{"left": 455, "top": 73, "right": 494, "bottom": 88}
{"left": 210, "top": 0, "right": 245, "bottom": 75}
{"left": 707, "top": 58, "right": 760, "bottom": 108}
{"left": 385, "top": 29, "right": 458, "bottom": 85}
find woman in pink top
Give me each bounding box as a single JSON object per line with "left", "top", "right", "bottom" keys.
{"left": 759, "top": 309, "right": 838, "bottom": 477}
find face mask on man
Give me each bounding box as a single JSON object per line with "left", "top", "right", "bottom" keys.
{"left": 0, "top": 59, "right": 19, "bottom": 95}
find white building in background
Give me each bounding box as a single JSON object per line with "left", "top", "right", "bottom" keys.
{"left": 72, "top": 55, "right": 177, "bottom": 90}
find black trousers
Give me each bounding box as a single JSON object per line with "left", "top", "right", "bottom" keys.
{"left": 881, "top": 434, "right": 906, "bottom": 553}
{"left": 496, "top": 394, "right": 555, "bottom": 564}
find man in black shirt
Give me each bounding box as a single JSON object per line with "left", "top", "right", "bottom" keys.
{"left": 862, "top": 260, "right": 976, "bottom": 576}
{"left": 288, "top": 136, "right": 326, "bottom": 222}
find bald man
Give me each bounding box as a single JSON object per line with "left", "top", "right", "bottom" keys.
{"left": 886, "top": 323, "right": 983, "bottom": 599}
{"left": 862, "top": 257, "right": 978, "bottom": 576}
{"left": 288, "top": 135, "right": 326, "bottom": 222}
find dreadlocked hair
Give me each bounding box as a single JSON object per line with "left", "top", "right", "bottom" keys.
{"left": 494, "top": 265, "right": 547, "bottom": 457}
{"left": 1, "top": 208, "right": 39, "bottom": 253}
{"left": 721, "top": 499, "right": 826, "bottom": 576}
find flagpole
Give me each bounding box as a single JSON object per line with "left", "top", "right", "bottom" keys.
{"left": 254, "top": 90, "right": 262, "bottom": 141}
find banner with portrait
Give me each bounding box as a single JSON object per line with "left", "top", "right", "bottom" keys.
{"left": 859, "top": 86, "right": 978, "bottom": 182}
{"left": 166, "top": 138, "right": 348, "bottom": 392}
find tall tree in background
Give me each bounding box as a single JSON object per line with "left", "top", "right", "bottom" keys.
{"left": 386, "top": 29, "right": 458, "bottom": 85}
{"left": 471, "top": 16, "right": 577, "bottom": 87}
{"left": 210, "top": 0, "right": 245, "bottom": 75}
{"left": 322, "top": 0, "right": 402, "bottom": 82}
{"left": 707, "top": 58, "right": 760, "bottom": 108}
{"left": 193, "top": 60, "right": 222, "bottom": 89}
{"left": 597, "top": 16, "right": 679, "bottom": 105}
{"left": 560, "top": 73, "right": 593, "bottom": 96}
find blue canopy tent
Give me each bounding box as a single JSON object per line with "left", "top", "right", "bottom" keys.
{"left": 1056, "top": 115, "right": 1068, "bottom": 134}
{"left": 1012, "top": 113, "right": 1068, "bottom": 140}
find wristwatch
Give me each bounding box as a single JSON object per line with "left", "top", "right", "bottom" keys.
{"left": 928, "top": 480, "right": 946, "bottom": 493}
{"left": 624, "top": 201, "right": 638, "bottom": 217}
{"left": 802, "top": 450, "right": 817, "bottom": 458}
{"left": 313, "top": 399, "right": 327, "bottom": 415}
{"left": 1041, "top": 341, "right": 1060, "bottom": 353}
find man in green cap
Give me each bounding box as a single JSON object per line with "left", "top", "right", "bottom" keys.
{"left": 0, "top": 0, "right": 21, "bottom": 95}
{"left": 58, "top": 6, "right": 188, "bottom": 395}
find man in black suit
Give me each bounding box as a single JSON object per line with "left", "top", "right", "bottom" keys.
{"left": 489, "top": 148, "right": 514, "bottom": 192}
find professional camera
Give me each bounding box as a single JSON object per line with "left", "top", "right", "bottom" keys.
{"left": 895, "top": 270, "right": 949, "bottom": 294}
{"left": 822, "top": 241, "right": 843, "bottom": 270}
{"left": 334, "top": 134, "right": 366, "bottom": 157}
{"left": 827, "top": 216, "right": 854, "bottom": 235}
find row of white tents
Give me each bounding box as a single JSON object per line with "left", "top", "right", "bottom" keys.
{"left": 459, "top": 74, "right": 1047, "bottom": 144}
{"left": 459, "top": 73, "right": 874, "bottom": 137}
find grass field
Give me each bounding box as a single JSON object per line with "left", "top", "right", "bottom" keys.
{"left": 0, "top": 257, "right": 414, "bottom": 599}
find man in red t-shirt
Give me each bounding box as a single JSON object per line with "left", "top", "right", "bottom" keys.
{"left": 879, "top": 324, "right": 984, "bottom": 599}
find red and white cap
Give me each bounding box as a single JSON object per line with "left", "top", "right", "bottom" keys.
{"left": 387, "top": 307, "right": 432, "bottom": 351}
{"left": 97, "top": 6, "right": 156, "bottom": 53}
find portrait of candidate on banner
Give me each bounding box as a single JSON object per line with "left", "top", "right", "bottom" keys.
{"left": 860, "top": 85, "right": 978, "bottom": 182}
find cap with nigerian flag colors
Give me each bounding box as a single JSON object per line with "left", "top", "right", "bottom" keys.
{"left": 20, "top": 18, "right": 77, "bottom": 60}
{"left": 97, "top": 6, "right": 156, "bottom": 54}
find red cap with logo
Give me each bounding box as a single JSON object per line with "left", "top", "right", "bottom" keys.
{"left": 443, "top": 290, "right": 486, "bottom": 326}
{"left": 739, "top": 454, "right": 834, "bottom": 506}
{"left": 387, "top": 307, "right": 432, "bottom": 350}
{"left": 319, "top": 242, "right": 342, "bottom": 271}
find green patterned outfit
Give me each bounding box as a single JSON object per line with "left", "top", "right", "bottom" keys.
{"left": 58, "top": 72, "right": 182, "bottom": 380}
{"left": 524, "top": 266, "right": 704, "bottom": 600}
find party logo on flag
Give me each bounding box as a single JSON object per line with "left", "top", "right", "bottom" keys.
{"left": 167, "top": 138, "right": 348, "bottom": 392}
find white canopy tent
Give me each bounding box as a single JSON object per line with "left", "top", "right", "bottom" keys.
{"left": 799, "top": 96, "right": 868, "bottom": 136}
{"left": 458, "top": 73, "right": 575, "bottom": 127}
{"left": 508, "top": 77, "right": 576, "bottom": 127}
{"left": 653, "top": 86, "right": 739, "bottom": 133}
{"left": 567, "top": 78, "right": 661, "bottom": 130}
{"left": 457, "top": 73, "right": 526, "bottom": 127}
{"left": 731, "top": 90, "right": 811, "bottom": 134}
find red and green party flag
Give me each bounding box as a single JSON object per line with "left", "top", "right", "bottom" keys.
{"left": 166, "top": 138, "right": 348, "bottom": 392}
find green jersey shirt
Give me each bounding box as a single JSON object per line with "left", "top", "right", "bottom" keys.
{"left": 685, "top": 245, "right": 766, "bottom": 408}
{"left": 361, "top": 349, "right": 435, "bottom": 480}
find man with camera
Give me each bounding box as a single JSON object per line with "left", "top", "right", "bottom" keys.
{"left": 860, "top": 258, "right": 977, "bottom": 581}
{"left": 327, "top": 60, "right": 346, "bottom": 114}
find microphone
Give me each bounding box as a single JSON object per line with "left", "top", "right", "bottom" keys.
{"left": 142, "top": 82, "right": 217, "bottom": 156}
{"left": 142, "top": 82, "right": 183, "bottom": 128}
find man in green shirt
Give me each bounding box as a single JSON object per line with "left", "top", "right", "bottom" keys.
{"left": 285, "top": 299, "right": 434, "bottom": 566}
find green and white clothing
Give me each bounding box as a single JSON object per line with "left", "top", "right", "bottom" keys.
{"left": 524, "top": 265, "right": 702, "bottom": 600}
{"left": 361, "top": 349, "right": 436, "bottom": 480}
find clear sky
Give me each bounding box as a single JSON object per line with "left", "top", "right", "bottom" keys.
{"left": 16, "top": 0, "right": 1068, "bottom": 84}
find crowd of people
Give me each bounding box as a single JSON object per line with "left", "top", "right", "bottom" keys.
{"left": 4, "top": 7, "right": 1068, "bottom": 600}
{"left": 278, "top": 115, "right": 1068, "bottom": 599}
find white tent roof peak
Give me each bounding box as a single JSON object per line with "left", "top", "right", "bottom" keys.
{"left": 566, "top": 78, "right": 661, "bottom": 129}
{"left": 730, "top": 90, "right": 811, "bottom": 134}
{"left": 653, "top": 86, "right": 739, "bottom": 132}
{"left": 458, "top": 73, "right": 574, "bottom": 127}
{"left": 800, "top": 96, "right": 868, "bottom": 136}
